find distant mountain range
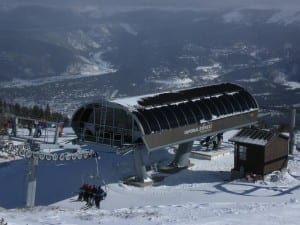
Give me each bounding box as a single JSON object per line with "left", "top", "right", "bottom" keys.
{"left": 0, "top": 5, "right": 299, "bottom": 115}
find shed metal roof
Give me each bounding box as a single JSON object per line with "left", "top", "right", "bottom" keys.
{"left": 229, "top": 128, "right": 283, "bottom": 146}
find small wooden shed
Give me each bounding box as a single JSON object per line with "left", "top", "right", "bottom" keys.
{"left": 229, "top": 128, "right": 289, "bottom": 179}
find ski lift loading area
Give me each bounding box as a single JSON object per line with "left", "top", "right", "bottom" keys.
{"left": 0, "top": 117, "right": 101, "bottom": 208}
{"left": 71, "top": 82, "right": 259, "bottom": 184}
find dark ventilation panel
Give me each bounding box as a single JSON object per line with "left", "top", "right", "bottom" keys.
{"left": 137, "top": 83, "right": 244, "bottom": 107}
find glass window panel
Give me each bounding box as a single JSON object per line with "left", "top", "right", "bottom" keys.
{"left": 239, "top": 145, "right": 247, "bottom": 160}
{"left": 141, "top": 110, "right": 161, "bottom": 132}
{"left": 212, "top": 97, "right": 227, "bottom": 115}
{"left": 233, "top": 93, "right": 248, "bottom": 111}
{"left": 195, "top": 100, "right": 212, "bottom": 120}
{"left": 203, "top": 98, "right": 220, "bottom": 117}
{"left": 178, "top": 103, "right": 196, "bottom": 125}
{"left": 170, "top": 105, "right": 188, "bottom": 126}
{"left": 219, "top": 95, "right": 234, "bottom": 114}
{"left": 186, "top": 101, "right": 204, "bottom": 122}
{"left": 151, "top": 108, "right": 170, "bottom": 130}
{"left": 133, "top": 111, "right": 151, "bottom": 134}
{"left": 160, "top": 106, "right": 179, "bottom": 128}
{"left": 226, "top": 94, "right": 242, "bottom": 112}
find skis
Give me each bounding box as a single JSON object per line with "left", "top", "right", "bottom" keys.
{"left": 80, "top": 204, "right": 93, "bottom": 210}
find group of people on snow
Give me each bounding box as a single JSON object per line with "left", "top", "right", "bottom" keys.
{"left": 200, "top": 133, "right": 223, "bottom": 150}
{"left": 2, "top": 119, "right": 44, "bottom": 137}
{"left": 28, "top": 121, "right": 43, "bottom": 138}
{"left": 2, "top": 119, "right": 16, "bottom": 136}
{"left": 1, "top": 118, "right": 65, "bottom": 138}
{"left": 78, "top": 183, "right": 107, "bottom": 208}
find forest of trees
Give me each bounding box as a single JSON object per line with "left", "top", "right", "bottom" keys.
{"left": 0, "top": 99, "right": 68, "bottom": 128}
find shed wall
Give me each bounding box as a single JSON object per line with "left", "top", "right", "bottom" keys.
{"left": 235, "top": 144, "right": 264, "bottom": 175}
{"left": 263, "top": 136, "right": 288, "bottom": 175}
{"left": 265, "top": 136, "right": 289, "bottom": 162}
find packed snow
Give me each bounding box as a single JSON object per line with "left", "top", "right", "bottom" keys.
{"left": 222, "top": 11, "right": 245, "bottom": 24}
{"left": 120, "top": 23, "right": 138, "bottom": 36}
{"left": 149, "top": 77, "right": 194, "bottom": 89}
{"left": 267, "top": 10, "right": 300, "bottom": 25}
{"left": 0, "top": 129, "right": 300, "bottom": 225}
{"left": 272, "top": 71, "right": 300, "bottom": 90}
{"left": 0, "top": 52, "right": 116, "bottom": 88}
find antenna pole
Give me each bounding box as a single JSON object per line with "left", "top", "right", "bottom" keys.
{"left": 289, "top": 108, "right": 296, "bottom": 154}
{"left": 95, "top": 157, "right": 100, "bottom": 178}
{"left": 53, "top": 123, "right": 59, "bottom": 144}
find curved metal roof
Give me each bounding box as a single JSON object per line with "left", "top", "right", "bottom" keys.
{"left": 72, "top": 83, "right": 259, "bottom": 151}
{"left": 112, "top": 83, "right": 258, "bottom": 135}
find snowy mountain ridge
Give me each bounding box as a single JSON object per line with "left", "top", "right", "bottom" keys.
{"left": 223, "top": 9, "right": 300, "bottom": 25}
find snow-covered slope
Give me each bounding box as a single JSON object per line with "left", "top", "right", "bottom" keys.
{"left": 1, "top": 130, "right": 300, "bottom": 224}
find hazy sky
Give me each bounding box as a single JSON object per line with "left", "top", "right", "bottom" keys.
{"left": 1, "top": 0, "right": 300, "bottom": 11}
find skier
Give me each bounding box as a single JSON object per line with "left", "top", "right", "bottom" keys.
{"left": 27, "top": 122, "right": 32, "bottom": 136}
{"left": 201, "top": 136, "right": 211, "bottom": 150}
{"left": 2, "top": 121, "right": 9, "bottom": 135}
{"left": 212, "top": 136, "right": 217, "bottom": 150}
{"left": 34, "top": 122, "right": 42, "bottom": 138}
{"left": 94, "top": 185, "right": 106, "bottom": 209}
{"left": 10, "top": 119, "right": 17, "bottom": 137}
{"left": 83, "top": 184, "right": 91, "bottom": 203}
{"left": 78, "top": 183, "right": 88, "bottom": 201}
{"left": 37, "top": 123, "right": 42, "bottom": 137}
{"left": 58, "top": 122, "right": 64, "bottom": 137}
{"left": 89, "top": 185, "right": 98, "bottom": 206}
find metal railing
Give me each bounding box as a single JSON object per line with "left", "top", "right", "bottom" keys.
{"left": 296, "top": 132, "right": 300, "bottom": 143}
{"left": 79, "top": 123, "right": 136, "bottom": 148}
{"left": 0, "top": 142, "right": 98, "bottom": 161}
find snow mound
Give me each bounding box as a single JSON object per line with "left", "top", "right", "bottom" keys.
{"left": 264, "top": 170, "right": 299, "bottom": 186}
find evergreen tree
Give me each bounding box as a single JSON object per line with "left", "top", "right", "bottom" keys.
{"left": 14, "top": 103, "right": 21, "bottom": 115}
{"left": 45, "top": 104, "right": 51, "bottom": 120}
{"left": 32, "top": 105, "right": 41, "bottom": 118}
{"left": 0, "top": 99, "right": 67, "bottom": 127}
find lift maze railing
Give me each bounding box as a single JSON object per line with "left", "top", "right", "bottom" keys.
{"left": 78, "top": 123, "right": 139, "bottom": 155}
{"left": 0, "top": 141, "right": 98, "bottom": 161}
{"left": 296, "top": 132, "right": 300, "bottom": 150}
{"left": 0, "top": 138, "right": 100, "bottom": 208}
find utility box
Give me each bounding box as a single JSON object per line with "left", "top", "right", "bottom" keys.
{"left": 229, "top": 128, "right": 289, "bottom": 179}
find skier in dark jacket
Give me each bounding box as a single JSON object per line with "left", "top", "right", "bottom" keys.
{"left": 94, "top": 185, "right": 106, "bottom": 208}
{"left": 10, "top": 119, "right": 17, "bottom": 137}
{"left": 27, "top": 122, "right": 32, "bottom": 136}
{"left": 78, "top": 183, "right": 88, "bottom": 201}
{"left": 89, "top": 185, "right": 98, "bottom": 206}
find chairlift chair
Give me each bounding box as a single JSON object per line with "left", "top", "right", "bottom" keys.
{"left": 81, "top": 156, "right": 103, "bottom": 186}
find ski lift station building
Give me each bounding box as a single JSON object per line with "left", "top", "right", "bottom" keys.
{"left": 71, "top": 83, "right": 259, "bottom": 181}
